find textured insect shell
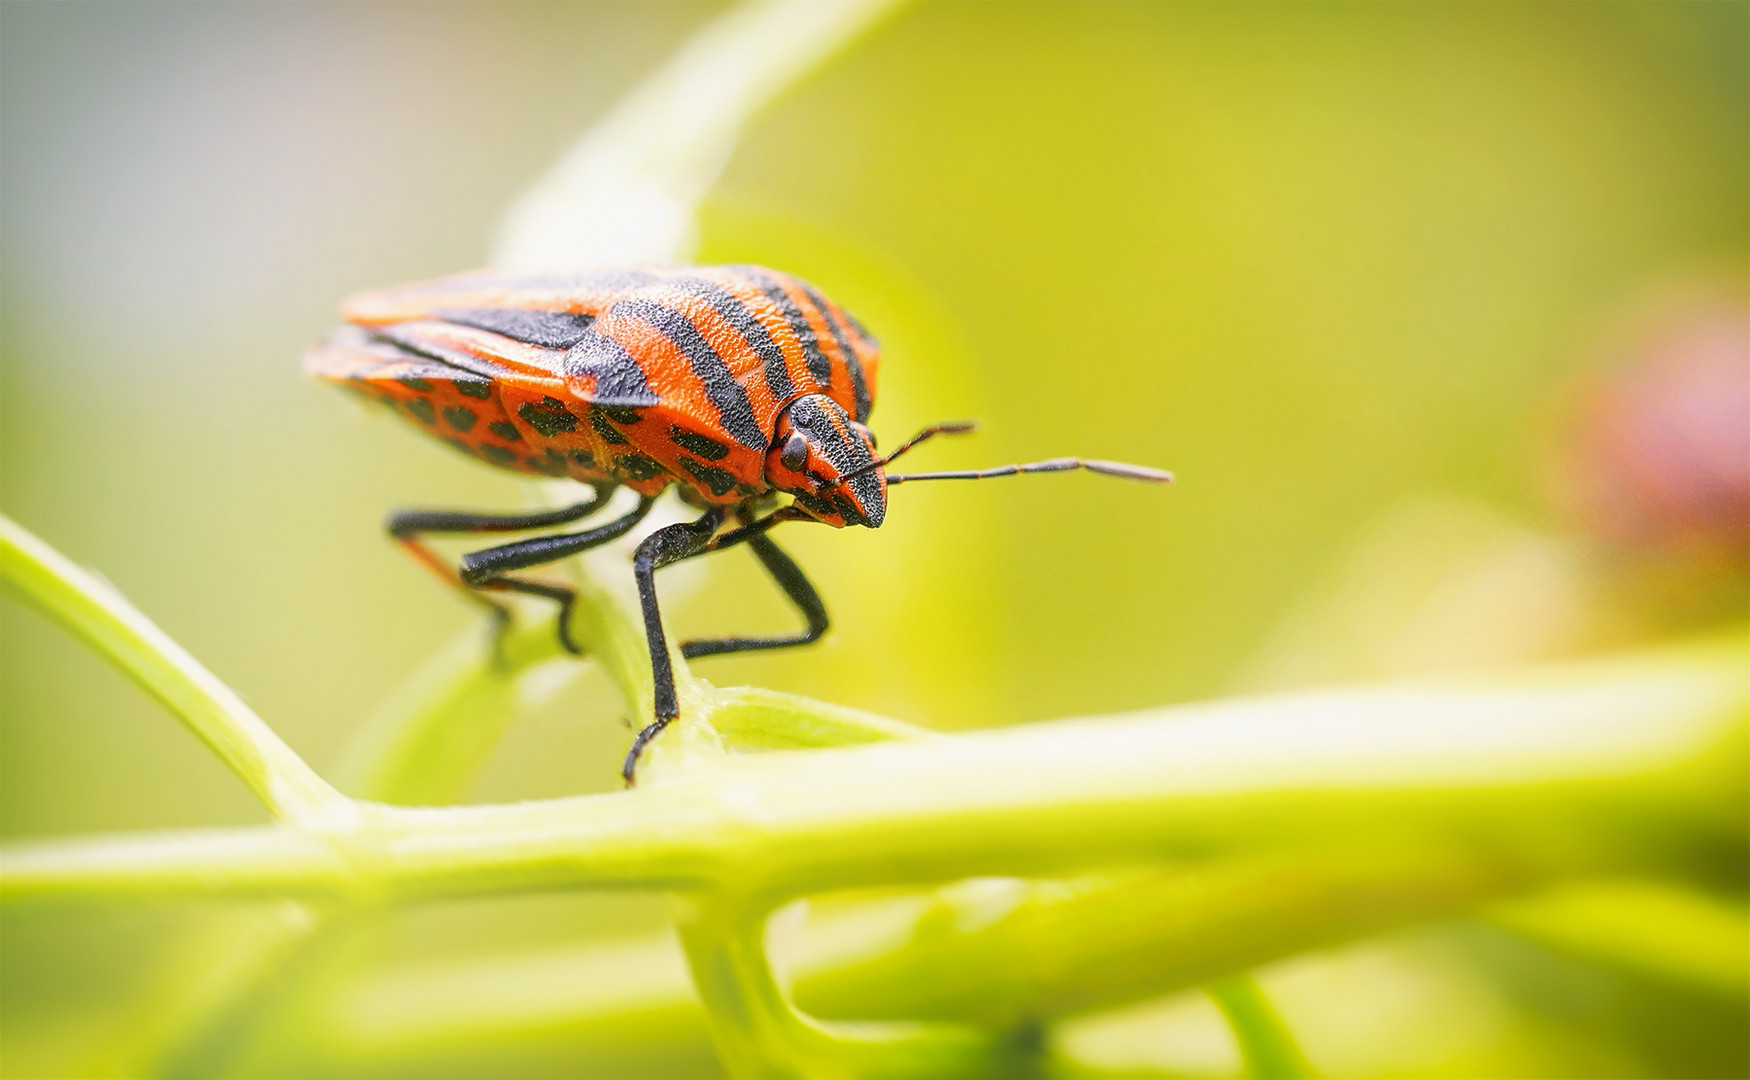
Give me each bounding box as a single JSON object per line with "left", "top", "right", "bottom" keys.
{"left": 338, "top": 266, "right": 882, "bottom": 431}
{"left": 309, "top": 266, "right": 882, "bottom": 510}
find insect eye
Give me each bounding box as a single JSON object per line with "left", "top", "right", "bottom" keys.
{"left": 780, "top": 431, "right": 808, "bottom": 471}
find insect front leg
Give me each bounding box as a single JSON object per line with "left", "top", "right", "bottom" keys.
{"left": 626, "top": 506, "right": 732, "bottom": 782}
{"left": 624, "top": 505, "right": 813, "bottom": 783}
{"left": 680, "top": 527, "right": 828, "bottom": 660}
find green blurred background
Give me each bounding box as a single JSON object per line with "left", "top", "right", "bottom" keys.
{"left": 2, "top": 2, "right": 1745, "bottom": 1076}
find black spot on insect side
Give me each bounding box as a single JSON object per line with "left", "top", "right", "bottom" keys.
{"left": 736, "top": 482, "right": 759, "bottom": 498}
{"left": 442, "top": 406, "right": 477, "bottom": 432}
{"left": 590, "top": 411, "right": 629, "bottom": 445}
{"left": 570, "top": 449, "right": 597, "bottom": 469}
{"left": 454, "top": 380, "right": 493, "bottom": 400}
{"left": 670, "top": 426, "right": 730, "bottom": 461}
{"left": 527, "top": 452, "right": 569, "bottom": 476}
{"left": 615, "top": 453, "right": 665, "bottom": 482}
{"left": 398, "top": 376, "right": 434, "bottom": 392}
{"left": 679, "top": 457, "right": 739, "bottom": 497}
{"left": 488, "top": 421, "right": 522, "bottom": 442}
{"left": 518, "top": 397, "right": 577, "bottom": 437}
{"left": 404, "top": 399, "right": 436, "bottom": 424}
{"left": 600, "top": 405, "right": 642, "bottom": 425}
{"left": 442, "top": 437, "right": 475, "bottom": 457}
{"left": 480, "top": 445, "right": 519, "bottom": 466}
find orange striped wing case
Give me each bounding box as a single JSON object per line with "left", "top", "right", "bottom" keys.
{"left": 304, "top": 266, "right": 882, "bottom": 503}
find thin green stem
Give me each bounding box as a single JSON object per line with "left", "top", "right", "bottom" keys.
{"left": 1208, "top": 976, "right": 1314, "bottom": 1080}
{"left": 332, "top": 617, "right": 568, "bottom": 804}
{"left": 674, "top": 892, "right": 1012, "bottom": 1078}
{"left": 121, "top": 616, "right": 574, "bottom": 1078}
{"left": 0, "top": 514, "right": 344, "bottom": 825}
{"left": 710, "top": 686, "right": 942, "bottom": 749}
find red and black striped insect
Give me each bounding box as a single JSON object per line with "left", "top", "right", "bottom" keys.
{"left": 306, "top": 265, "right": 1171, "bottom": 781}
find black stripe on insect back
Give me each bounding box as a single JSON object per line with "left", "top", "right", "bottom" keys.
{"left": 798, "top": 283, "right": 872, "bottom": 423}
{"left": 666, "top": 277, "right": 796, "bottom": 402}
{"left": 560, "top": 331, "right": 660, "bottom": 408}
{"left": 736, "top": 266, "right": 835, "bottom": 391}
{"left": 434, "top": 308, "right": 596, "bottom": 349}
{"left": 608, "top": 297, "right": 766, "bottom": 451}
{"left": 365, "top": 324, "right": 517, "bottom": 383}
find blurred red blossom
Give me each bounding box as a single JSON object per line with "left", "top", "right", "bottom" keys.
{"left": 1559, "top": 288, "right": 1750, "bottom": 562}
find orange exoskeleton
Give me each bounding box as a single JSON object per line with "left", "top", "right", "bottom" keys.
{"left": 307, "top": 265, "right": 1171, "bottom": 781}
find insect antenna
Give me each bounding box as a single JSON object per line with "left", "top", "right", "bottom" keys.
{"left": 871, "top": 420, "right": 979, "bottom": 467}
{"left": 887, "top": 457, "right": 1174, "bottom": 485}
{"left": 824, "top": 420, "right": 979, "bottom": 490}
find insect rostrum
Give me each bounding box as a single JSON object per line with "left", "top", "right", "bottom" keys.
{"left": 307, "top": 264, "right": 1171, "bottom": 782}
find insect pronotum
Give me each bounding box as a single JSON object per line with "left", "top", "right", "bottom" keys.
{"left": 306, "top": 265, "right": 1172, "bottom": 782}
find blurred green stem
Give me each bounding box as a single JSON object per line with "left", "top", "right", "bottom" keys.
{"left": 314, "top": 857, "right": 1749, "bottom": 1073}
{"left": 1208, "top": 976, "right": 1314, "bottom": 1079}
{"left": 675, "top": 892, "right": 1012, "bottom": 1078}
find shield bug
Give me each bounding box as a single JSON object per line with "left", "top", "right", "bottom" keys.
{"left": 306, "top": 265, "right": 1172, "bottom": 782}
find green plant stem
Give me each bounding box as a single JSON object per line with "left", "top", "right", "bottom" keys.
{"left": 310, "top": 849, "right": 1730, "bottom": 1074}
{"left": 491, "top": 0, "right": 905, "bottom": 269}
{"left": 331, "top": 616, "right": 567, "bottom": 804}
{"left": 117, "top": 617, "right": 574, "bottom": 1078}
{"left": 0, "top": 514, "right": 345, "bottom": 826}
{"left": 6, "top": 639, "right": 1742, "bottom": 906}
{"left": 5, "top": 500, "right": 1743, "bottom": 1079}
{"left": 1207, "top": 976, "right": 1314, "bottom": 1079}
{"left": 674, "top": 891, "right": 1015, "bottom": 1079}
{"left": 710, "top": 685, "right": 942, "bottom": 749}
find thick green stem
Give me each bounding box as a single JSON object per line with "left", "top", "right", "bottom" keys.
{"left": 6, "top": 638, "right": 1742, "bottom": 906}
{"left": 311, "top": 857, "right": 1747, "bottom": 1074}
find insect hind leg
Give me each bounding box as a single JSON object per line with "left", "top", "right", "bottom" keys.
{"left": 385, "top": 485, "right": 643, "bottom": 655}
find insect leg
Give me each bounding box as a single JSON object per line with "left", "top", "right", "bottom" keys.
{"left": 680, "top": 530, "right": 828, "bottom": 660}
{"left": 386, "top": 483, "right": 615, "bottom": 541}
{"left": 622, "top": 506, "right": 818, "bottom": 782}
{"left": 455, "top": 496, "right": 658, "bottom": 654}
{"left": 625, "top": 506, "right": 731, "bottom": 782}
{"left": 386, "top": 487, "right": 617, "bottom": 646}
